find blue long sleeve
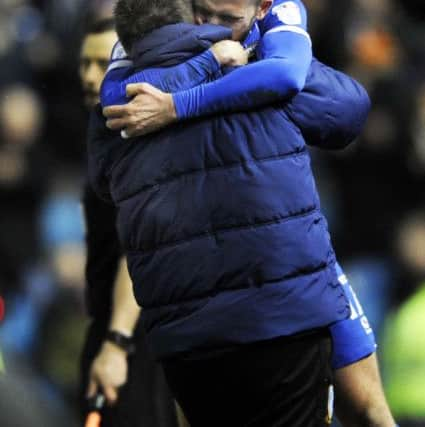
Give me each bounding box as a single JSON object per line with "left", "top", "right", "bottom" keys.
{"left": 173, "top": 31, "right": 312, "bottom": 120}
{"left": 101, "top": 50, "right": 221, "bottom": 107}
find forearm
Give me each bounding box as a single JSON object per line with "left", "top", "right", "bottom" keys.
{"left": 173, "top": 59, "right": 306, "bottom": 119}
{"left": 102, "top": 50, "right": 220, "bottom": 107}
{"left": 88, "top": 259, "right": 136, "bottom": 406}
{"left": 173, "top": 32, "right": 312, "bottom": 120}
{"left": 109, "top": 257, "right": 141, "bottom": 336}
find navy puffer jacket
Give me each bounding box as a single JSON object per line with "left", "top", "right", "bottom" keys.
{"left": 88, "top": 24, "right": 361, "bottom": 359}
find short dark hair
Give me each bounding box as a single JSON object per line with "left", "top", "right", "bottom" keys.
{"left": 85, "top": 18, "right": 116, "bottom": 36}
{"left": 115, "top": 0, "right": 194, "bottom": 53}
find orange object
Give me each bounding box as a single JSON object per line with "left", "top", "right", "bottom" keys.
{"left": 353, "top": 28, "right": 399, "bottom": 69}
{"left": 85, "top": 411, "right": 102, "bottom": 427}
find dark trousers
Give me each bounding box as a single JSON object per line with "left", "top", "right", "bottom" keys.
{"left": 80, "top": 320, "right": 178, "bottom": 427}
{"left": 163, "top": 329, "right": 333, "bottom": 427}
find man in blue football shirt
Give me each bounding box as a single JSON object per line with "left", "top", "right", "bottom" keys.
{"left": 100, "top": 1, "right": 396, "bottom": 425}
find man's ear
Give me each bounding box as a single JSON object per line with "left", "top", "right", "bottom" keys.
{"left": 256, "top": 0, "right": 272, "bottom": 20}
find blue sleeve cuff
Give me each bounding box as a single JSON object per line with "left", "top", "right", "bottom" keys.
{"left": 172, "top": 50, "right": 220, "bottom": 120}
{"left": 197, "top": 49, "right": 221, "bottom": 76}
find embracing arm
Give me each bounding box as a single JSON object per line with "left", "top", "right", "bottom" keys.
{"left": 104, "top": 29, "right": 312, "bottom": 136}
{"left": 173, "top": 31, "right": 311, "bottom": 119}
{"left": 101, "top": 40, "right": 251, "bottom": 107}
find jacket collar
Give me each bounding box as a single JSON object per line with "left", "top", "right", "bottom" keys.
{"left": 131, "top": 23, "right": 232, "bottom": 69}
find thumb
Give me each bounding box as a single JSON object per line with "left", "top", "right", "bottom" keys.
{"left": 86, "top": 379, "right": 98, "bottom": 399}
{"left": 126, "top": 83, "right": 149, "bottom": 98}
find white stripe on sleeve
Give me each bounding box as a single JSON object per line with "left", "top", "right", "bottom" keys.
{"left": 264, "top": 25, "right": 312, "bottom": 46}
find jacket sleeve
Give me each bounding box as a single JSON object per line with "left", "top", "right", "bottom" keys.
{"left": 283, "top": 59, "right": 371, "bottom": 150}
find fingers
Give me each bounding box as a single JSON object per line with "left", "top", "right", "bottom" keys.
{"left": 87, "top": 378, "right": 119, "bottom": 406}
{"left": 123, "top": 125, "right": 148, "bottom": 138}
{"left": 103, "top": 84, "right": 153, "bottom": 120}
{"left": 106, "top": 117, "right": 130, "bottom": 131}
{"left": 110, "top": 121, "right": 145, "bottom": 138}
{"left": 103, "top": 385, "right": 119, "bottom": 405}
{"left": 106, "top": 116, "right": 146, "bottom": 137}
{"left": 126, "top": 83, "right": 150, "bottom": 98}
{"left": 121, "top": 126, "right": 147, "bottom": 139}
{"left": 86, "top": 379, "right": 98, "bottom": 399}
{"left": 103, "top": 105, "right": 127, "bottom": 119}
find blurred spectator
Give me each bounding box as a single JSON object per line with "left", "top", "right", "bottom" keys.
{"left": 0, "top": 84, "right": 46, "bottom": 296}
{"left": 309, "top": 0, "right": 422, "bottom": 261}
{"left": 0, "top": 174, "right": 86, "bottom": 424}
{"left": 0, "top": 1, "right": 113, "bottom": 425}
{"left": 35, "top": 179, "right": 87, "bottom": 402}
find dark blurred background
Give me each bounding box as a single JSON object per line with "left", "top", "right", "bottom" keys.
{"left": 0, "top": 0, "right": 424, "bottom": 425}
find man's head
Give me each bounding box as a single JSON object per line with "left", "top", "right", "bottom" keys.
{"left": 193, "top": 0, "right": 272, "bottom": 41}
{"left": 79, "top": 19, "right": 117, "bottom": 108}
{"left": 115, "top": 0, "right": 194, "bottom": 54}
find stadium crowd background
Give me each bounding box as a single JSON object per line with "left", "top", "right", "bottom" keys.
{"left": 0, "top": 0, "right": 424, "bottom": 425}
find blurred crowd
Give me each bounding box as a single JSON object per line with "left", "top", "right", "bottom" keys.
{"left": 0, "top": 0, "right": 424, "bottom": 426}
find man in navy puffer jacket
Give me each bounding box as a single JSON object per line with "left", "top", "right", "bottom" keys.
{"left": 88, "top": 1, "right": 367, "bottom": 425}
